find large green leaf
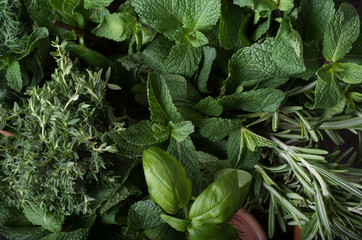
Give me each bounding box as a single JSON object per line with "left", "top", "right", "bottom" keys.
{"left": 219, "top": 0, "right": 244, "bottom": 49}
{"left": 334, "top": 62, "right": 362, "bottom": 84}
{"left": 297, "top": 0, "right": 335, "bottom": 44}
{"left": 42, "top": 228, "right": 89, "bottom": 240}
{"left": 272, "top": 19, "right": 306, "bottom": 75}
{"left": 199, "top": 118, "right": 244, "bottom": 142}
{"left": 147, "top": 73, "right": 184, "bottom": 124}
{"left": 189, "top": 169, "right": 251, "bottom": 224}
{"left": 23, "top": 203, "right": 65, "bottom": 233}
{"left": 322, "top": 3, "right": 360, "bottom": 62}
{"left": 187, "top": 222, "right": 238, "bottom": 240}
{"left": 314, "top": 65, "right": 344, "bottom": 109}
{"left": 219, "top": 88, "right": 285, "bottom": 112}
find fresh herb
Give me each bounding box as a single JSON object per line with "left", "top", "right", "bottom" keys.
{"left": 0, "top": 0, "right": 361, "bottom": 240}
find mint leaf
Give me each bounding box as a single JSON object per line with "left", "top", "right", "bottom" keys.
{"left": 219, "top": 0, "right": 244, "bottom": 49}
{"left": 0, "top": 227, "right": 47, "bottom": 240}
{"left": 147, "top": 73, "right": 184, "bottom": 124}
{"left": 23, "top": 203, "right": 65, "bottom": 233}
{"left": 143, "top": 223, "right": 185, "bottom": 240}
{"left": 92, "top": 10, "right": 137, "bottom": 42}
{"left": 228, "top": 129, "right": 262, "bottom": 170}
{"left": 334, "top": 62, "right": 362, "bottom": 84}
{"left": 297, "top": 0, "right": 335, "bottom": 44}
{"left": 84, "top": 0, "right": 113, "bottom": 9}
{"left": 50, "top": 0, "right": 80, "bottom": 13}
{"left": 122, "top": 120, "right": 170, "bottom": 146}
{"left": 194, "top": 96, "right": 223, "bottom": 117}
{"left": 126, "top": 199, "right": 165, "bottom": 234}
{"left": 162, "top": 74, "right": 202, "bottom": 104}
{"left": 132, "top": 0, "right": 185, "bottom": 38}
{"left": 251, "top": 12, "right": 271, "bottom": 41}
{"left": 42, "top": 228, "right": 89, "bottom": 240}
{"left": 272, "top": 19, "right": 306, "bottom": 75}
{"left": 233, "top": 0, "right": 275, "bottom": 11}
{"left": 186, "top": 30, "right": 209, "bottom": 48}
{"left": 19, "top": 27, "right": 49, "bottom": 59}
{"left": 242, "top": 127, "right": 277, "bottom": 151}
{"left": 197, "top": 46, "right": 216, "bottom": 93}
{"left": 219, "top": 88, "right": 285, "bottom": 112}
{"left": 322, "top": 3, "right": 360, "bottom": 62}
{"left": 169, "top": 121, "right": 194, "bottom": 142}
{"left": 144, "top": 36, "right": 174, "bottom": 72}
{"left": 6, "top": 60, "right": 22, "bottom": 92}
{"left": 276, "top": 0, "right": 293, "bottom": 11}
{"left": 314, "top": 65, "right": 343, "bottom": 109}
{"left": 183, "top": 0, "right": 221, "bottom": 31}
{"left": 163, "top": 43, "right": 202, "bottom": 77}
{"left": 167, "top": 137, "right": 201, "bottom": 193}
{"left": 225, "top": 38, "right": 287, "bottom": 92}
{"left": 199, "top": 118, "right": 244, "bottom": 142}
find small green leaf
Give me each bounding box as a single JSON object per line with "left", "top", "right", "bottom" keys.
{"left": 272, "top": 19, "right": 306, "bottom": 75}
{"left": 314, "top": 182, "right": 331, "bottom": 234}
{"left": 219, "top": 88, "right": 285, "bottom": 112}
{"left": 92, "top": 11, "right": 137, "bottom": 42}
{"left": 314, "top": 65, "right": 343, "bottom": 109}
{"left": 197, "top": 46, "right": 216, "bottom": 93}
{"left": 194, "top": 96, "right": 223, "bottom": 117}
{"left": 199, "top": 118, "right": 244, "bottom": 142}
{"left": 297, "top": 0, "right": 335, "bottom": 44}
{"left": 42, "top": 228, "right": 89, "bottom": 240}
{"left": 19, "top": 27, "right": 49, "bottom": 59}
{"left": 143, "top": 147, "right": 192, "bottom": 214}
{"left": 160, "top": 214, "right": 191, "bottom": 232}
{"left": 169, "top": 121, "right": 194, "bottom": 142}
{"left": 50, "top": 0, "right": 80, "bottom": 13}
{"left": 189, "top": 169, "right": 251, "bottom": 224}
{"left": 187, "top": 222, "right": 238, "bottom": 240}
{"left": 23, "top": 203, "right": 65, "bottom": 233}
{"left": 107, "top": 84, "right": 122, "bottom": 90}
{"left": 122, "top": 120, "right": 170, "bottom": 146}
{"left": 186, "top": 31, "right": 209, "bottom": 48}
{"left": 84, "top": 0, "right": 113, "bottom": 9}
{"left": 322, "top": 3, "right": 360, "bottom": 62}
{"left": 163, "top": 43, "right": 202, "bottom": 77}
{"left": 147, "top": 73, "right": 184, "bottom": 124}
{"left": 334, "top": 62, "right": 362, "bottom": 84}
{"left": 6, "top": 60, "right": 22, "bottom": 92}
{"left": 219, "top": 0, "right": 244, "bottom": 49}
{"left": 126, "top": 199, "right": 165, "bottom": 234}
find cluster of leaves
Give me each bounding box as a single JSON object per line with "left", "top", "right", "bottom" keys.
{"left": 0, "top": 0, "right": 361, "bottom": 240}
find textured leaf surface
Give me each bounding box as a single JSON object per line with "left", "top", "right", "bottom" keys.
{"left": 197, "top": 46, "right": 216, "bottom": 93}
{"left": 127, "top": 199, "right": 165, "bottom": 233}
{"left": 219, "top": 88, "right": 285, "bottom": 112}
{"left": 169, "top": 121, "right": 194, "bottom": 142}
{"left": 297, "top": 0, "right": 335, "bottom": 43}
{"left": 322, "top": 3, "right": 360, "bottom": 62}
{"left": 6, "top": 60, "right": 22, "bottom": 92}
{"left": 19, "top": 27, "right": 49, "bottom": 59}
{"left": 163, "top": 43, "right": 202, "bottom": 77}
{"left": 42, "top": 228, "right": 89, "bottom": 240}
{"left": 219, "top": 0, "right": 243, "bottom": 49}
{"left": 122, "top": 120, "right": 170, "bottom": 146}
{"left": 147, "top": 73, "right": 183, "bottom": 124}
{"left": 92, "top": 11, "right": 136, "bottom": 42}
{"left": 314, "top": 65, "right": 343, "bottom": 109}
{"left": 194, "top": 96, "right": 223, "bottom": 117}
{"left": 84, "top": 0, "right": 113, "bottom": 9}
{"left": 272, "top": 19, "right": 306, "bottom": 75}
{"left": 23, "top": 203, "right": 65, "bottom": 233}
{"left": 167, "top": 137, "right": 201, "bottom": 193}
{"left": 228, "top": 129, "right": 262, "bottom": 170}
{"left": 334, "top": 62, "right": 362, "bottom": 84}
{"left": 199, "top": 118, "right": 244, "bottom": 142}
{"left": 143, "top": 223, "right": 185, "bottom": 240}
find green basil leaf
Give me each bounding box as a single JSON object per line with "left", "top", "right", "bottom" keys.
{"left": 142, "top": 147, "right": 192, "bottom": 214}
{"left": 187, "top": 222, "right": 238, "bottom": 240}
{"left": 160, "top": 214, "right": 191, "bottom": 232}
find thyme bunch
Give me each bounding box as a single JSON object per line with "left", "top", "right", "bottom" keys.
{"left": 0, "top": 41, "right": 122, "bottom": 215}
